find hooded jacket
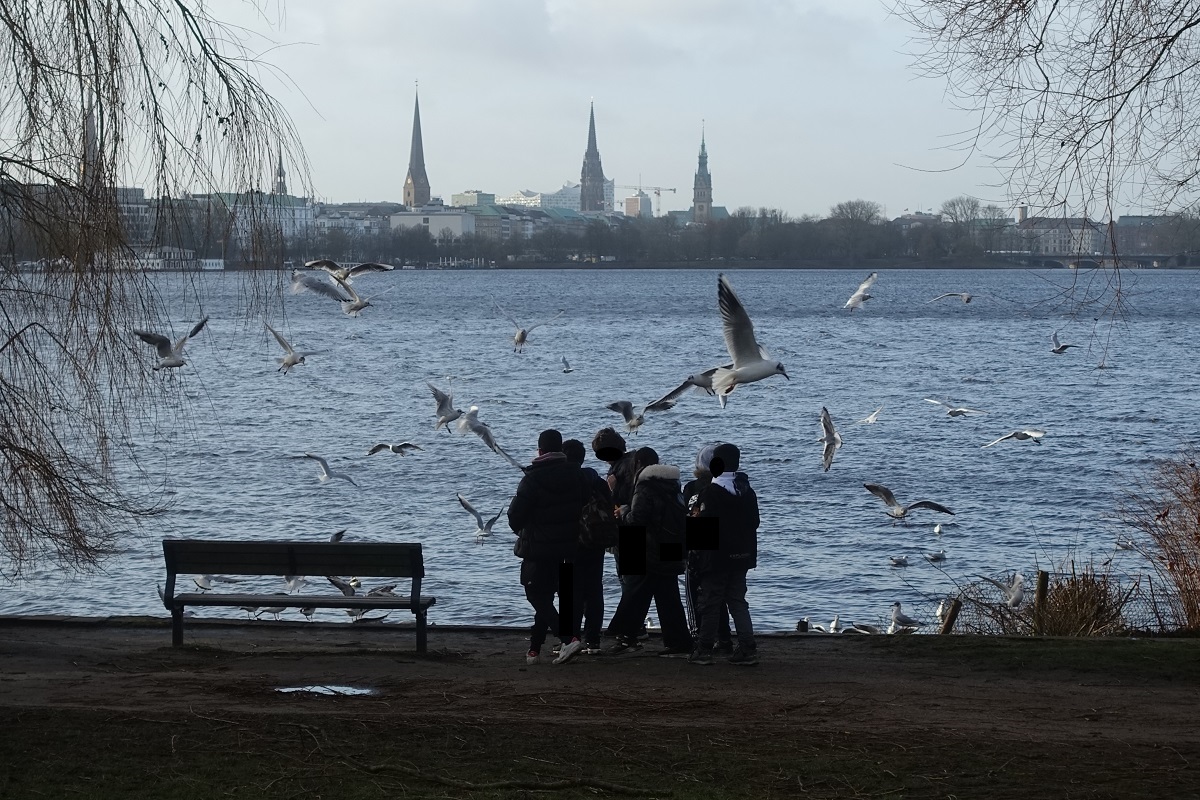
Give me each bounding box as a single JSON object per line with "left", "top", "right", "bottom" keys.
{"left": 508, "top": 453, "right": 585, "bottom": 561}
{"left": 620, "top": 464, "right": 686, "bottom": 576}
{"left": 691, "top": 471, "right": 759, "bottom": 572}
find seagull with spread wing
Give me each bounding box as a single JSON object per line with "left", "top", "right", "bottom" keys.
{"left": 928, "top": 292, "right": 973, "bottom": 304}
{"left": 1051, "top": 330, "right": 1080, "bottom": 354}
{"left": 133, "top": 316, "right": 209, "bottom": 370}
{"left": 290, "top": 270, "right": 374, "bottom": 316}
{"left": 925, "top": 398, "right": 987, "bottom": 417}
{"left": 606, "top": 397, "right": 677, "bottom": 435}
{"left": 264, "top": 323, "right": 322, "bottom": 374}
{"left": 494, "top": 299, "right": 564, "bottom": 352}
{"left": 711, "top": 274, "right": 789, "bottom": 398}
{"left": 979, "top": 573, "right": 1025, "bottom": 608}
{"left": 844, "top": 271, "right": 878, "bottom": 311}
{"left": 305, "top": 452, "right": 357, "bottom": 486}
{"left": 818, "top": 406, "right": 842, "bottom": 472}
{"left": 304, "top": 258, "right": 394, "bottom": 284}
{"left": 982, "top": 429, "right": 1046, "bottom": 448}
{"left": 427, "top": 381, "right": 463, "bottom": 432}
{"left": 648, "top": 364, "right": 737, "bottom": 411}
{"left": 367, "top": 442, "right": 423, "bottom": 456}
{"left": 457, "top": 406, "right": 526, "bottom": 472}
{"left": 456, "top": 493, "right": 510, "bottom": 540}
{"left": 864, "top": 483, "right": 954, "bottom": 521}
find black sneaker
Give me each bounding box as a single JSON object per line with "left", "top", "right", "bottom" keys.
{"left": 728, "top": 647, "right": 759, "bottom": 666}
{"left": 657, "top": 646, "right": 692, "bottom": 658}
{"left": 606, "top": 636, "right": 643, "bottom": 655}
{"left": 688, "top": 648, "right": 714, "bottom": 666}
{"left": 583, "top": 642, "right": 603, "bottom": 655}
{"left": 715, "top": 640, "right": 735, "bottom": 656}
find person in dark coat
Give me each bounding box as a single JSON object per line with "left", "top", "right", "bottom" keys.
{"left": 563, "top": 438, "right": 610, "bottom": 653}
{"left": 683, "top": 443, "right": 734, "bottom": 654}
{"left": 508, "top": 429, "right": 586, "bottom": 665}
{"left": 592, "top": 426, "right": 646, "bottom": 640}
{"left": 688, "top": 442, "right": 760, "bottom": 666}
{"left": 605, "top": 447, "right": 693, "bottom": 656}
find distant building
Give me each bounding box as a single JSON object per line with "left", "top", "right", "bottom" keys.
{"left": 692, "top": 128, "right": 713, "bottom": 224}
{"left": 624, "top": 191, "right": 652, "bottom": 218}
{"left": 390, "top": 207, "right": 475, "bottom": 239}
{"left": 1015, "top": 215, "right": 1108, "bottom": 256}
{"left": 579, "top": 102, "right": 608, "bottom": 212}
{"left": 451, "top": 190, "right": 495, "bottom": 208}
{"left": 496, "top": 181, "right": 614, "bottom": 212}
{"left": 115, "top": 187, "right": 152, "bottom": 245}
{"left": 403, "top": 89, "right": 432, "bottom": 209}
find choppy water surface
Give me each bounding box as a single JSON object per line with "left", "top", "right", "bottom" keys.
{"left": 5, "top": 267, "right": 1197, "bottom": 632}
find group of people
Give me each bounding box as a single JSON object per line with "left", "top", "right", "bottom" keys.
{"left": 506, "top": 426, "right": 761, "bottom": 667}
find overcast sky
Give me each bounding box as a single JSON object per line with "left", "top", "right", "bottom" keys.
{"left": 215, "top": 0, "right": 1019, "bottom": 219}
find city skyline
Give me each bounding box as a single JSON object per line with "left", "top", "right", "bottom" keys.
{"left": 203, "top": 0, "right": 1066, "bottom": 220}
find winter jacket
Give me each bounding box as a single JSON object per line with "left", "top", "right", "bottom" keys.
{"left": 578, "top": 465, "right": 615, "bottom": 552}
{"left": 509, "top": 453, "right": 585, "bottom": 561}
{"left": 607, "top": 451, "right": 638, "bottom": 507}
{"left": 691, "top": 471, "right": 759, "bottom": 573}
{"left": 620, "top": 464, "right": 686, "bottom": 576}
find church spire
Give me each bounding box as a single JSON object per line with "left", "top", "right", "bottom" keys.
{"left": 579, "top": 101, "right": 607, "bottom": 212}
{"left": 403, "top": 86, "right": 431, "bottom": 208}
{"left": 692, "top": 122, "right": 713, "bottom": 224}
{"left": 273, "top": 147, "right": 287, "bottom": 195}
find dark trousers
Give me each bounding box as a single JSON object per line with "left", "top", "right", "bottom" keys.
{"left": 607, "top": 572, "right": 693, "bottom": 651}
{"left": 697, "top": 567, "right": 754, "bottom": 651}
{"left": 521, "top": 558, "right": 581, "bottom": 652}
{"left": 577, "top": 547, "right": 605, "bottom": 646}
{"left": 687, "top": 565, "right": 732, "bottom": 644}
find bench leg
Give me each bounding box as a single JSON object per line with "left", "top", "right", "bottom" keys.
{"left": 172, "top": 607, "right": 184, "bottom": 646}
{"left": 416, "top": 610, "right": 427, "bottom": 653}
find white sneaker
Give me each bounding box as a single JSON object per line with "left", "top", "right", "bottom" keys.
{"left": 553, "top": 639, "right": 583, "bottom": 665}
{"left": 525, "top": 649, "right": 541, "bottom": 665}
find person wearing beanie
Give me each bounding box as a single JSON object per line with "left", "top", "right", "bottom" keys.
{"left": 508, "top": 428, "right": 586, "bottom": 666}
{"left": 682, "top": 443, "right": 734, "bottom": 654}
{"left": 688, "top": 442, "right": 761, "bottom": 667}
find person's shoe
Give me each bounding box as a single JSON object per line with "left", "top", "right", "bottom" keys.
{"left": 715, "top": 640, "right": 735, "bottom": 656}
{"left": 637, "top": 630, "right": 650, "bottom": 641}
{"left": 728, "top": 647, "right": 759, "bottom": 666}
{"left": 550, "top": 643, "right": 561, "bottom": 656}
{"left": 606, "top": 636, "right": 643, "bottom": 655}
{"left": 688, "top": 648, "right": 714, "bottom": 666}
{"left": 583, "top": 642, "right": 603, "bottom": 655}
{"left": 526, "top": 649, "right": 541, "bottom": 665}
{"left": 553, "top": 638, "right": 584, "bottom": 665}
{"left": 657, "top": 646, "right": 692, "bottom": 658}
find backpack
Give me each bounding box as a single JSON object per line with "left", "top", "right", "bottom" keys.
{"left": 579, "top": 481, "right": 619, "bottom": 549}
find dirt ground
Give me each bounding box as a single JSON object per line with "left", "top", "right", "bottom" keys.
{"left": 1, "top": 616, "right": 1199, "bottom": 799}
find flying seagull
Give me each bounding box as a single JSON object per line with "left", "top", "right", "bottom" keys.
{"left": 647, "top": 364, "right": 737, "bottom": 410}
{"left": 457, "top": 406, "right": 526, "bottom": 472}
{"left": 928, "top": 292, "right": 973, "bottom": 304}
{"left": 711, "top": 273, "right": 789, "bottom": 397}
{"left": 427, "top": 382, "right": 463, "bottom": 432}
{"left": 979, "top": 573, "right": 1025, "bottom": 608}
{"left": 982, "top": 429, "right": 1046, "bottom": 448}
{"left": 844, "top": 271, "right": 878, "bottom": 311}
{"left": 264, "top": 323, "right": 322, "bottom": 374}
{"left": 925, "top": 398, "right": 987, "bottom": 417}
{"left": 133, "top": 316, "right": 209, "bottom": 370}
{"left": 561, "top": 356, "right": 574, "bottom": 373}
{"left": 818, "top": 406, "right": 842, "bottom": 472}
{"left": 494, "top": 299, "right": 564, "bottom": 352}
{"left": 304, "top": 452, "right": 357, "bottom": 486}
{"left": 304, "top": 258, "right": 394, "bottom": 284}
{"left": 290, "top": 270, "right": 372, "bottom": 316}
{"left": 606, "top": 398, "right": 677, "bottom": 435}
{"left": 456, "top": 493, "right": 510, "bottom": 540}
{"left": 367, "top": 442, "right": 423, "bottom": 456}
{"left": 1050, "top": 331, "right": 1080, "bottom": 354}
{"left": 864, "top": 483, "right": 955, "bottom": 521}
{"left": 858, "top": 406, "right": 884, "bottom": 424}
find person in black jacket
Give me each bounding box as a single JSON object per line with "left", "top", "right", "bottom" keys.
{"left": 508, "top": 429, "right": 586, "bottom": 666}
{"left": 683, "top": 443, "right": 734, "bottom": 655}
{"left": 563, "top": 438, "right": 610, "bottom": 653}
{"left": 605, "top": 447, "right": 693, "bottom": 656}
{"left": 592, "top": 426, "right": 646, "bottom": 640}
{"left": 688, "top": 442, "right": 760, "bottom": 666}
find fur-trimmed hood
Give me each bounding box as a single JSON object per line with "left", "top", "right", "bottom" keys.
{"left": 635, "top": 464, "right": 680, "bottom": 483}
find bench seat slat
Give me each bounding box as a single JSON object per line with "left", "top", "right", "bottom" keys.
{"left": 171, "top": 593, "right": 435, "bottom": 610}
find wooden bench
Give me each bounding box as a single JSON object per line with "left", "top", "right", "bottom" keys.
{"left": 161, "top": 539, "right": 436, "bottom": 651}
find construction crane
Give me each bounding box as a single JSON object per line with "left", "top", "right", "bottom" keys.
{"left": 616, "top": 185, "right": 677, "bottom": 217}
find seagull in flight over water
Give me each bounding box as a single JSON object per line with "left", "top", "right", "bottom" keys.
{"left": 649, "top": 364, "right": 737, "bottom": 410}
{"left": 844, "top": 272, "right": 877, "bottom": 311}
{"left": 818, "top": 406, "right": 842, "bottom": 472}
{"left": 494, "top": 299, "right": 564, "bottom": 352}
{"left": 367, "top": 442, "right": 423, "bottom": 456}
{"left": 606, "top": 398, "right": 677, "bottom": 435}
{"left": 711, "top": 274, "right": 789, "bottom": 398}
{"left": 290, "top": 270, "right": 375, "bottom": 316}
{"left": 456, "top": 493, "right": 510, "bottom": 540}
{"left": 427, "top": 382, "right": 463, "bottom": 432}
{"left": 864, "top": 483, "right": 954, "bottom": 521}
{"left": 982, "top": 429, "right": 1046, "bottom": 448}
{"left": 561, "top": 356, "right": 574, "bottom": 373}
{"left": 929, "top": 292, "right": 973, "bottom": 304}
{"left": 457, "top": 406, "right": 526, "bottom": 472}
{"left": 1051, "top": 331, "right": 1080, "bottom": 354}
{"left": 264, "top": 323, "right": 322, "bottom": 374}
{"left": 858, "top": 406, "right": 883, "bottom": 424}
{"left": 133, "top": 316, "right": 209, "bottom": 370}
{"left": 305, "top": 453, "right": 357, "bottom": 486}
{"left": 925, "top": 398, "right": 987, "bottom": 417}
{"left": 304, "top": 259, "right": 394, "bottom": 284}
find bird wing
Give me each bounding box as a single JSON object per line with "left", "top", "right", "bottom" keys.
{"left": 907, "top": 500, "right": 955, "bottom": 515}
{"left": 265, "top": 323, "right": 294, "bottom": 355}
{"left": 305, "top": 259, "right": 340, "bottom": 272}
{"left": 606, "top": 400, "right": 635, "bottom": 422}
{"left": 493, "top": 442, "right": 527, "bottom": 472}
{"left": 924, "top": 398, "right": 951, "bottom": 409}
{"left": 1024, "top": 429, "right": 1046, "bottom": 440}
{"left": 561, "top": 356, "right": 571, "bottom": 370}
{"left": 186, "top": 316, "right": 209, "bottom": 341}
{"left": 819, "top": 407, "right": 840, "bottom": 446}
{"left": 456, "top": 493, "right": 485, "bottom": 528}
{"left": 292, "top": 271, "right": 349, "bottom": 301}
{"left": 367, "top": 444, "right": 390, "bottom": 456}
{"left": 333, "top": 275, "right": 362, "bottom": 302}
{"left": 929, "top": 293, "right": 957, "bottom": 303}
{"left": 325, "top": 575, "right": 356, "bottom": 597}
{"left": 864, "top": 483, "right": 899, "bottom": 508}
{"left": 1051, "top": 331, "right": 1062, "bottom": 349}
{"left": 856, "top": 272, "right": 878, "bottom": 294}
{"left": 718, "top": 274, "right": 764, "bottom": 366}
{"left": 822, "top": 442, "right": 835, "bottom": 472}
{"left": 525, "top": 310, "right": 564, "bottom": 333}
{"left": 428, "top": 382, "right": 455, "bottom": 417}
{"left": 493, "top": 298, "right": 522, "bottom": 329}
{"left": 305, "top": 452, "right": 332, "bottom": 477}
{"left": 133, "top": 329, "right": 174, "bottom": 358}
{"left": 643, "top": 395, "right": 679, "bottom": 414}
{"left": 346, "top": 262, "right": 394, "bottom": 278}
{"left": 485, "top": 500, "right": 510, "bottom": 531}
{"left": 978, "top": 575, "right": 1009, "bottom": 594}
{"left": 329, "top": 529, "right": 347, "bottom": 542}
{"left": 646, "top": 377, "right": 699, "bottom": 410}
{"left": 981, "top": 432, "right": 1017, "bottom": 448}
{"left": 397, "top": 442, "right": 423, "bottom": 453}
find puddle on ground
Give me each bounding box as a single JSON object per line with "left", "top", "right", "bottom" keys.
{"left": 276, "top": 685, "right": 378, "bottom": 696}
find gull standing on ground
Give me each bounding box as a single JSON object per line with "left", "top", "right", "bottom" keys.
{"left": 858, "top": 406, "right": 884, "bottom": 424}
{"left": 844, "top": 271, "right": 878, "bottom": 311}
{"left": 456, "top": 493, "right": 510, "bottom": 540}
{"left": 818, "top": 406, "right": 842, "bottom": 472}
{"left": 457, "top": 406, "right": 526, "bottom": 472}
{"left": 264, "top": 323, "right": 322, "bottom": 374}
{"left": 606, "top": 398, "right": 677, "bottom": 435}
{"left": 829, "top": 614, "right": 842, "bottom": 634}
{"left": 494, "top": 299, "right": 564, "bottom": 353}
{"left": 711, "top": 274, "right": 789, "bottom": 398}
{"left": 925, "top": 398, "right": 987, "bottom": 417}
{"left": 305, "top": 453, "right": 357, "bottom": 486}
{"left": 427, "top": 382, "right": 463, "bottom": 433}
{"left": 982, "top": 429, "right": 1046, "bottom": 448}
{"left": 1051, "top": 330, "right": 1080, "bottom": 354}
{"left": 561, "top": 356, "right": 574, "bottom": 373}
{"left": 134, "top": 316, "right": 209, "bottom": 370}
{"left": 864, "top": 483, "right": 955, "bottom": 521}
{"left": 979, "top": 573, "right": 1025, "bottom": 608}
{"left": 891, "top": 602, "right": 924, "bottom": 629}
{"left": 928, "top": 292, "right": 973, "bottom": 304}
{"left": 304, "top": 259, "right": 394, "bottom": 284}
{"left": 367, "top": 442, "right": 423, "bottom": 456}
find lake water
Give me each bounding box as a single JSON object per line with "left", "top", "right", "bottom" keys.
{"left": 3, "top": 266, "right": 1195, "bottom": 633}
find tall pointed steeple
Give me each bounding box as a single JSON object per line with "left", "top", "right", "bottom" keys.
{"left": 579, "top": 102, "right": 607, "bottom": 212}
{"left": 273, "top": 147, "right": 288, "bottom": 195}
{"left": 403, "top": 87, "right": 431, "bottom": 209}
{"left": 692, "top": 123, "right": 713, "bottom": 224}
